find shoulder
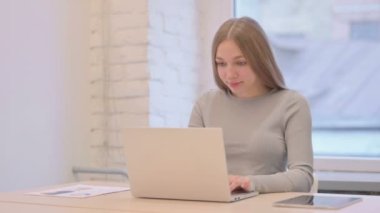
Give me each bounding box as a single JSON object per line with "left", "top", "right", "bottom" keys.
{"left": 274, "top": 90, "right": 311, "bottom": 121}
{"left": 195, "top": 89, "right": 226, "bottom": 103}
{"left": 275, "top": 89, "right": 309, "bottom": 106}
{"left": 269, "top": 89, "right": 311, "bottom": 115}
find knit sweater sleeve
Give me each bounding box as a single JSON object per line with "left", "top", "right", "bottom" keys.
{"left": 188, "top": 92, "right": 209, "bottom": 128}
{"left": 249, "top": 93, "right": 314, "bottom": 193}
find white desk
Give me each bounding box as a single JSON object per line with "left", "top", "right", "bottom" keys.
{"left": 0, "top": 201, "right": 131, "bottom": 213}
{"left": 0, "top": 181, "right": 379, "bottom": 213}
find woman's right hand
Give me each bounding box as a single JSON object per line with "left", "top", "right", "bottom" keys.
{"left": 228, "top": 175, "right": 252, "bottom": 192}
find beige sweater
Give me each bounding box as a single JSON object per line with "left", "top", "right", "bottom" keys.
{"left": 188, "top": 89, "right": 314, "bottom": 193}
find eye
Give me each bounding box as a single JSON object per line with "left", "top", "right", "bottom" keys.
{"left": 215, "top": 61, "right": 227, "bottom": 67}
{"left": 236, "top": 60, "right": 247, "bottom": 66}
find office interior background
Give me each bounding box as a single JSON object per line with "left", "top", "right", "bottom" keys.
{"left": 1, "top": 0, "right": 379, "bottom": 193}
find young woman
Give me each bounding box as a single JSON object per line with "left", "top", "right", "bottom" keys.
{"left": 189, "top": 17, "right": 314, "bottom": 193}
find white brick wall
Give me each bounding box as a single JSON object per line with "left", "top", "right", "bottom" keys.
{"left": 89, "top": 0, "right": 149, "bottom": 171}
{"left": 148, "top": 0, "right": 201, "bottom": 127}
{"left": 88, "top": 0, "right": 232, "bottom": 176}
{"left": 148, "top": 0, "right": 233, "bottom": 128}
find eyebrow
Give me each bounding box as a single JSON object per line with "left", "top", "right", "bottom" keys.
{"left": 215, "top": 56, "right": 245, "bottom": 60}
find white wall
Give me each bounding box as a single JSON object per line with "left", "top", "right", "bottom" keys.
{"left": 87, "top": 0, "right": 233, "bottom": 169}
{"left": 148, "top": 0, "right": 201, "bottom": 127}
{"left": 88, "top": 0, "right": 150, "bottom": 170}
{"left": 85, "top": 0, "right": 235, "bottom": 172}
{"left": 0, "top": 0, "right": 234, "bottom": 189}
{"left": 148, "top": 0, "right": 233, "bottom": 127}
{"left": 0, "top": 0, "right": 91, "bottom": 191}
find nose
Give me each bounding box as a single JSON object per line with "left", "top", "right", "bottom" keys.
{"left": 225, "top": 65, "right": 238, "bottom": 79}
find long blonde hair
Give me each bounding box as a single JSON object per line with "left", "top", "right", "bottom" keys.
{"left": 212, "top": 17, "right": 286, "bottom": 92}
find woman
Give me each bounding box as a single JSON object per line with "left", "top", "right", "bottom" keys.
{"left": 188, "top": 17, "right": 314, "bottom": 193}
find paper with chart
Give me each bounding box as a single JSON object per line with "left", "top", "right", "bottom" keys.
{"left": 26, "top": 184, "right": 130, "bottom": 198}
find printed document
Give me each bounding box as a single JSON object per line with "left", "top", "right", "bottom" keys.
{"left": 27, "top": 184, "right": 129, "bottom": 198}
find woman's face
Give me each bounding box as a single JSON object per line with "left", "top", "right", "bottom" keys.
{"left": 215, "top": 39, "right": 267, "bottom": 98}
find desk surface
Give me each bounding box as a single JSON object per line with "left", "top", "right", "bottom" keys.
{"left": 0, "top": 201, "right": 131, "bottom": 213}
{"left": 0, "top": 181, "right": 379, "bottom": 213}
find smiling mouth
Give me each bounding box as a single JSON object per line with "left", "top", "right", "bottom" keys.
{"left": 228, "top": 81, "right": 242, "bottom": 88}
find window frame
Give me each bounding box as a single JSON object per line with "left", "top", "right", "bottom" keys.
{"left": 233, "top": 0, "right": 380, "bottom": 173}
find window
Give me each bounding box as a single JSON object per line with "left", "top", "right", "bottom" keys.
{"left": 235, "top": 0, "right": 380, "bottom": 170}
{"left": 351, "top": 21, "right": 380, "bottom": 40}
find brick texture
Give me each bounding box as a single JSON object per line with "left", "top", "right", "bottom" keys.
{"left": 89, "top": 0, "right": 149, "bottom": 172}
{"left": 87, "top": 0, "right": 229, "bottom": 179}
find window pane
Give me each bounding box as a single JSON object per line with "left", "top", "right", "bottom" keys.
{"left": 235, "top": 0, "right": 380, "bottom": 158}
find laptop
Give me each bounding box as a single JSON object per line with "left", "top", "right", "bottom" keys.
{"left": 124, "top": 127, "right": 259, "bottom": 202}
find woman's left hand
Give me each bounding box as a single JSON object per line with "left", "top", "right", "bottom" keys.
{"left": 228, "top": 175, "right": 252, "bottom": 192}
